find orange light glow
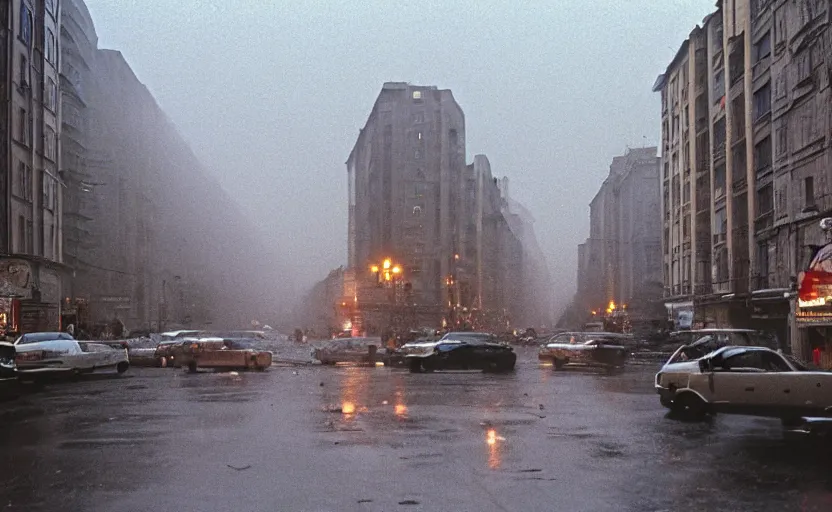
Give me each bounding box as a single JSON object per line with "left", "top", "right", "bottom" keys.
{"left": 342, "top": 402, "right": 356, "bottom": 414}
{"left": 383, "top": 259, "right": 392, "bottom": 270}
{"left": 384, "top": 272, "right": 391, "bottom": 281}
{"left": 370, "top": 265, "right": 379, "bottom": 273}
{"left": 395, "top": 404, "right": 407, "bottom": 416}
{"left": 486, "top": 429, "right": 497, "bottom": 446}
{"left": 392, "top": 266, "right": 401, "bottom": 274}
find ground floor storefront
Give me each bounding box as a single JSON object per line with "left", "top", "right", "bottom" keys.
{"left": 0, "top": 257, "right": 67, "bottom": 337}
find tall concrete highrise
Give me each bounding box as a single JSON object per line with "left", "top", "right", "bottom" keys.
{"left": 347, "top": 83, "right": 466, "bottom": 316}
{"left": 344, "top": 82, "right": 537, "bottom": 332}
{"left": 0, "top": 0, "right": 65, "bottom": 333}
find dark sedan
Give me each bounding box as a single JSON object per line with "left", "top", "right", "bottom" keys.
{"left": 406, "top": 339, "right": 516, "bottom": 373}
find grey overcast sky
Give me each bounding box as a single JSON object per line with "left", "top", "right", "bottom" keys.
{"left": 85, "top": 0, "right": 714, "bottom": 313}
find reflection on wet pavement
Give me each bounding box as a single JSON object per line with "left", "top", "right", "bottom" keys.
{"left": 1, "top": 351, "right": 831, "bottom": 511}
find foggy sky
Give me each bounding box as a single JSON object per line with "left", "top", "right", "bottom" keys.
{"left": 85, "top": 0, "right": 714, "bottom": 314}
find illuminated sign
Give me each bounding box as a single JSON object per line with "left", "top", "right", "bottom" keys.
{"left": 798, "top": 297, "right": 828, "bottom": 308}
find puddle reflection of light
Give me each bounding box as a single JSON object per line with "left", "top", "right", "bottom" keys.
{"left": 375, "top": 362, "right": 385, "bottom": 367}
{"left": 342, "top": 402, "right": 356, "bottom": 414}
{"left": 395, "top": 404, "right": 408, "bottom": 417}
{"left": 540, "top": 362, "right": 553, "bottom": 367}
{"left": 485, "top": 429, "right": 505, "bottom": 470}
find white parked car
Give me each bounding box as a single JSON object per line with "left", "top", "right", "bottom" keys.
{"left": 655, "top": 345, "right": 831, "bottom": 423}
{"left": 14, "top": 332, "right": 129, "bottom": 376}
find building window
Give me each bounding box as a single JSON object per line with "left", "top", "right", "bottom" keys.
{"left": 414, "top": 149, "right": 422, "bottom": 160}
{"left": 805, "top": 177, "right": 815, "bottom": 208}
{"left": 18, "top": 54, "right": 27, "bottom": 89}
{"left": 17, "top": 162, "right": 32, "bottom": 201}
{"left": 17, "top": 216, "right": 25, "bottom": 254}
{"left": 46, "top": 78, "right": 56, "bottom": 111}
{"left": 412, "top": 206, "right": 422, "bottom": 217}
{"left": 754, "top": 33, "right": 771, "bottom": 62}
{"left": 713, "top": 70, "right": 725, "bottom": 102}
{"left": 412, "top": 112, "right": 425, "bottom": 124}
{"left": 43, "top": 126, "right": 55, "bottom": 160}
{"left": 775, "top": 125, "right": 788, "bottom": 156}
{"left": 17, "top": 108, "right": 26, "bottom": 144}
{"left": 757, "top": 184, "right": 773, "bottom": 215}
{"left": 713, "top": 208, "right": 727, "bottom": 244}
{"left": 42, "top": 174, "right": 56, "bottom": 211}
{"left": 753, "top": 81, "right": 771, "bottom": 119}
{"left": 25, "top": 220, "right": 33, "bottom": 255}
{"left": 46, "top": 30, "right": 55, "bottom": 64}
{"left": 714, "top": 165, "right": 726, "bottom": 197}
{"left": 19, "top": 3, "right": 32, "bottom": 48}
{"left": 412, "top": 90, "right": 422, "bottom": 101}
{"left": 754, "top": 136, "right": 772, "bottom": 174}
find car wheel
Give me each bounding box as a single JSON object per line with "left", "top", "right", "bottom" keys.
{"left": 659, "top": 395, "right": 674, "bottom": 409}
{"left": 408, "top": 358, "right": 423, "bottom": 373}
{"left": 116, "top": 362, "right": 129, "bottom": 374}
{"left": 553, "top": 358, "right": 566, "bottom": 370}
{"left": 187, "top": 361, "right": 198, "bottom": 374}
{"left": 671, "top": 393, "right": 708, "bottom": 421}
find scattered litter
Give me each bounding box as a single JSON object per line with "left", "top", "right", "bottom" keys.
{"left": 539, "top": 404, "right": 545, "bottom": 410}
{"left": 399, "top": 500, "right": 420, "bottom": 505}
{"left": 227, "top": 464, "right": 251, "bottom": 471}
{"left": 228, "top": 371, "right": 239, "bottom": 377}
{"left": 55, "top": 470, "right": 61, "bottom": 474}
{"left": 382, "top": 400, "right": 388, "bottom": 405}
{"left": 292, "top": 371, "right": 298, "bottom": 375}
{"left": 319, "top": 382, "right": 324, "bottom": 387}
{"left": 517, "top": 468, "right": 542, "bottom": 473}
{"left": 357, "top": 499, "right": 373, "bottom": 504}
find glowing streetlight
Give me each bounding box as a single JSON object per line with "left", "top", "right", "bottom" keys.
{"left": 383, "top": 259, "right": 392, "bottom": 270}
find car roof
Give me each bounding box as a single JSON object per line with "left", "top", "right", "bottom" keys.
{"left": 672, "top": 329, "right": 756, "bottom": 335}
{"left": 554, "top": 331, "right": 630, "bottom": 337}
{"left": 713, "top": 345, "right": 778, "bottom": 359}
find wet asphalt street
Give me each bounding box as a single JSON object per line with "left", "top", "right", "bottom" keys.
{"left": 1, "top": 348, "right": 832, "bottom": 512}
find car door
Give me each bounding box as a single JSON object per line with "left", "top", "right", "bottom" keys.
{"left": 765, "top": 352, "right": 832, "bottom": 414}
{"left": 708, "top": 351, "right": 779, "bottom": 415}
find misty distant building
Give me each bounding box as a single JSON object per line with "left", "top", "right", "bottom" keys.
{"left": 0, "top": 0, "right": 66, "bottom": 333}
{"left": 343, "top": 82, "right": 538, "bottom": 332}
{"left": 572, "top": 148, "right": 661, "bottom": 322}
{"left": 347, "top": 83, "right": 465, "bottom": 309}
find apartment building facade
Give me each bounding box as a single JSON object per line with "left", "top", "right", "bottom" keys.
{"left": 0, "top": 0, "right": 65, "bottom": 333}
{"left": 655, "top": 0, "right": 830, "bottom": 355}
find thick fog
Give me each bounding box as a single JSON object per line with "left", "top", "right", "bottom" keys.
{"left": 84, "top": 0, "right": 714, "bottom": 316}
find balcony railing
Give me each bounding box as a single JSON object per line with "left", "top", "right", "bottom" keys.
{"left": 754, "top": 211, "right": 774, "bottom": 232}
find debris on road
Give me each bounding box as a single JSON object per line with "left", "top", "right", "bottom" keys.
{"left": 227, "top": 464, "right": 251, "bottom": 471}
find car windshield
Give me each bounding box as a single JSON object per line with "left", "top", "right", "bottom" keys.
{"left": 17, "top": 332, "right": 74, "bottom": 345}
